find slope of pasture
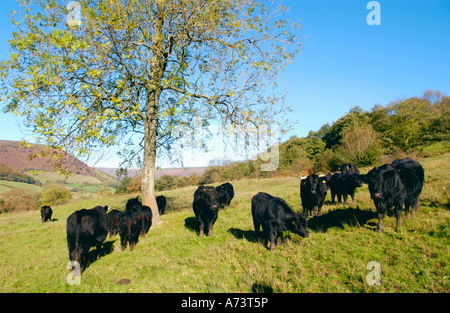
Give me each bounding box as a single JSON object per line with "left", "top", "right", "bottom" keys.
{"left": 0, "top": 154, "right": 448, "bottom": 293}
{"left": 0, "top": 180, "right": 42, "bottom": 195}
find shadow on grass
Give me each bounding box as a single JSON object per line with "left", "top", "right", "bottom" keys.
{"left": 184, "top": 216, "right": 198, "bottom": 234}
{"left": 307, "top": 207, "right": 376, "bottom": 233}
{"left": 227, "top": 228, "right": 259, "bottom": 243}
{"left": 82, "top": 239, "right": 116, "bottom": 272}
{"left": 251, "top": 282, "right": 274, "bottom": 293}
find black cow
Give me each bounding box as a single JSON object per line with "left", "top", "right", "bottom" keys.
{"left": 107, "top": 209, "right": 123, "bottom": 237}
{"left": 329, "top": 173, "right": 363, "bottom": 204}
{"left": 251, "top": 192, "right": 309, "bottom": 251}
{"left": 366, "top": 158, "right": 424, "bottom": 232}
{"left": 300, "top": 174, "right": 328, "bottom": 217}
{"left": 339, "top": 163, "right": 360, "bottom": 176}
{"left": 40, "top": 205, "right": 53, "bottom": 222}
{"left": 66, "top": 205, "right": 109, "bottom": 266}
{"left": 192, "top": 185, "right": 220, "bottom": 236}
{"left": 119, "top": 210, "right": 141, "bottom": 251}
{"left": 126, "top": 196, "right": 141, "bottom": 211}
{"left": 156, "top": 195, "right": 166, "bottom": 215}
{"left": 126, "top": 197, "right": 153, "bottom": 238}
{"left": 216, "top": 182, "right": 234, "bottom": 210}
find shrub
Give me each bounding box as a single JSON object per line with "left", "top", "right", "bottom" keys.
{"left": 115, "top": 177, "right": 132, "bottom": 194}
{"left": 39, "top": 183, "right": 72, "bottom": 206}
{"left": 97, "top": 186, "right": 114, "bottom": 197}
{"left": 0, "top": 189, "right": 38, "bottom": 213}
{"left": 339, "top": 123, "right": 381, "bottom": 167}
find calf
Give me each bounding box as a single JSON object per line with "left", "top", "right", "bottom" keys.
{"left": 216, "top": 182, "right": 234, "bottom": 210}
{"left": 119, "top": 210, "right": 142, "bottom": 251}
{"left": 252, "top": 192, "right": 309, "bottom": 251}
{"left": 40, "top": 205, "right": 52, "bottom": 222}
{"left": 107, "top": 209, "right": 123, "bottom": 237}
{"left": 329, "top": 173, "right": 363, "bottom": 204}
{"left": 156, "top": 195, "right": 166, "bottom": 215}
{"left": 300, "top": 174, "right": 328, "bottom": 217}
{"left": 366, "top": 158, "right": 424, "bottom": 232}
{"left": 66, "top": 205, "right": 109, "bottom": 266}
{"left": 192, "top": 185, "right": 220, "bottom": 236}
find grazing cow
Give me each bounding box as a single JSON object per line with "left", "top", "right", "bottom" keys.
{"left": 366, "top": 158, "right": 424, "bottom": 232}
{"left": 66, "top": 206, "right": 109, "bottom": 266}
{"left": 107, "top": 209, "right": 123, "bottom": 237}
{"left": 40, "top": 205, "right": 53, "bottom": 222}
{"left": 216, "top": 182, "right": 234, "bottom": 210}
{"left": 119, "top": 210, "right": 141, "bottom": 251}
{"left": 156, "top": 195, "right": 166, "bottom": 215}
{"left": 251, "top": 192, "right": 309, "bottom": 251}
{"left": 300, "top": 174, "right": 328, "bottom": 217}
{"left": 329, "top": 173, "right": 363, "bottom": 204}
{"left": 192, "top": 185, "right": 220, "bottom": 236}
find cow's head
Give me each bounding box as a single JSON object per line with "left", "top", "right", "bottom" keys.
{"left": 366, "top": 164, "right": 399, "bottom": 206}
{"left": 290, "top": 212, "right": 310, "bottom": 238}
{"left": 301, "top": 174, "right": 325, "bottom": 196}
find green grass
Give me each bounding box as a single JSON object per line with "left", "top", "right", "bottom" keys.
{"left": 0, "top": 155, "right": 449, "bottom": 292}
{"left": 0, "top": 180, "right": 42, "bottom": 195}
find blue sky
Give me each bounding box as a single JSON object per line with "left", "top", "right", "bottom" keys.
{"left": 1, "top": 0, "right": 449, "bottom": 168}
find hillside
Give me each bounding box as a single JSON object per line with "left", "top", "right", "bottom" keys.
{"left": 0, "top": 140, "right": 117, "bottom": 185}
{"left": 0, "top": 153, "right": 448, "bottom": 292}
{"left": 0, "top": 140, "right": 92, "bottom": 175}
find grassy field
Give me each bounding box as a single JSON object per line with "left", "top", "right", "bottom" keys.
{"left": 0, "top": 154, "right": 448, "bottom": 293}
{"left": 0, "top": 180, "right": 43, "bottom": 195}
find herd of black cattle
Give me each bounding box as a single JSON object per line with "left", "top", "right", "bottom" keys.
{"left": 37, "top": 157, "right": 425, "bottom": 266}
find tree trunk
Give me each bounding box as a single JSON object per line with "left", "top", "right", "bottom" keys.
{"left": 141, "top": 0, "right": 166, "bottom": 227}
{"left": 141, "top": 91, "right": 162, "bottom": 227}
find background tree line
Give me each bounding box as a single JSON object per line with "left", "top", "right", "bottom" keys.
{"left": 117, "top": 90, "right": 449, "bottom": 192}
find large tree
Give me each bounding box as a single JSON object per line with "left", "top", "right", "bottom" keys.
{"left": 1, "top": 0, "right": 302, "bottom": 225}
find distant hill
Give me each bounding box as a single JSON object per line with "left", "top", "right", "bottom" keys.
{"left": 0, "top": 140, "right": 116, "bottom": 184}
{"left": 96, "top": 166, "right": 208, "bottom": 180}
{"left": 0, "top": 162, "right": 38, "bottom": 185}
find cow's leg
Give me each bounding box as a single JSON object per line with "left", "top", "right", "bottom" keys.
{"left": 411, "top": 198, "right": 419, "bottom": 216}
{"left": 207, "top": 223, "right": 213, "bottom": 236}
{"left": 317, "top": 204, "right": 323, "bottom": 216}
{"left": 395, "top": 202, "right": 403, "bottom": 228}
{"left": 404, "top": 202, "right": 411, "bottom": 218}
{"left": 276, "top": 231, "right": 283, "bottom": 246}
{"left": 343, "top": 194, "right": 348, "bottom": 205}
{"left": 312, "top": 205, "right": 318, "bottom": 217}
{"left": 197, "top": 217, "right": 205, "bottom": 237}
{"left": 337, "top": 194, "right": 342, "bottom": 204}
{"left": 376, "top": 211, "right": 384, "bottom": 233}
{"left": 269, "top": 232, "right": 276, "bottom": 251}
{"left": 120, "top": 236, "right": 127, "bottom": 251}
{"left": 253, "top": 221, "right": 261, "bottom": 242}
{"left": 268, "top": 224, "right": 277, "bottom": 251}
{"left": 96, "top": 243, "right": 102, "bottom": 260}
